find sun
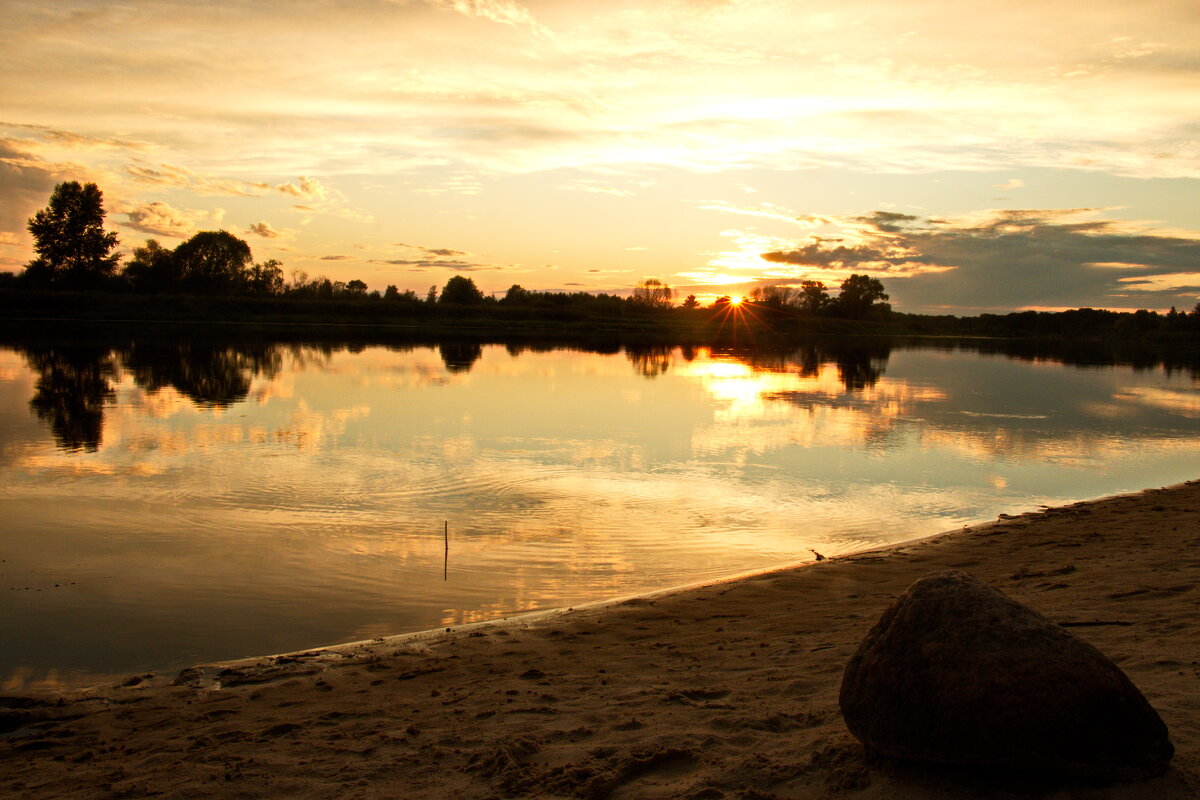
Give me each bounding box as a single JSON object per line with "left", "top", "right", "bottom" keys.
{"left": 729, "top": 295, "right": 744, "bottom": 306}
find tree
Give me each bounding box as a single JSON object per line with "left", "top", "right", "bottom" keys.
{"left": 122, "top": 239, "right": 177, "bottom": 293}
{"left": 345, "top": 279, "right": 368, "bottom": 296}
{"left": 440, "top": 275, "right": 484, "bottom": 304}
{"left": 425, "top": 285, "right": 439, "bottom": 304}
{"left": 631, "top": 278, "right": 673, "bottom": 309}
{"left": 247, "top": 259, "right": 285, "bottom": 296}
{"left": 833, "top": 274, "right": 889, "bottom": 319}
{"left": 25, "top": 181, "right": 120, "bottom": 289}
{"left": 748, "top": 285, "right": 799, "bottom": 310}
{"left": 172, "top": 231, "right": 253, "bottom": 294}
{"left": 798, "top": 280, "right": 830, "bottom": 315}
{"left": 682, "top": 294, "right": 700, "bottom": 309}
{"left": 501, "top": 284, "right": 530, "bottom": 305}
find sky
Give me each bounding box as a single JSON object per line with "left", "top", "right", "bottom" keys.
{"left": 2, "top": 0, "right": 1199, "bottom": 314}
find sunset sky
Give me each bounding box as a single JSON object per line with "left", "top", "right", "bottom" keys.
{"left": 2, "top": 0, "right": 1198, "bottom": 313}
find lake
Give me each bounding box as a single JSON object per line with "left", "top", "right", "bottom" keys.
{"left": 2, "top": 330, "right": 1198, "bottom": 690}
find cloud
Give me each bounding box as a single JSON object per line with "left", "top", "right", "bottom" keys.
{"left": 417, "top": 0, "right": 547, "bottom": 33}
{"left": 851, "top": 211, "right": 921, "bottom": 234}
{"left": 1117, "top": 272, "right": 1200, "bottom": 293}
{"left": 565, "top": 180, "right": 636, "bottom": 197}
{"left": 395, "top": 243, "right": 472, "bottom": 258}
{"left": 761, "top": 242, "right": 898, "bottom": 268}
{"left": 5, "top": 1, "right": 1200, "bottom": 186}
{"left": 0, "top": 232, "right": 19, "bottom": 246}
{"left": 701, "top": 200, "right": 825, "bottom": 226}
{"left": 125, "top": 162, "right": 270, "bottom": 197}
{"left": 370, "top": 258, "right": 499, "bottom": 272}
{"left": 122, "top": 201, "right": 216, "bottom": 239}
{"left": 275, "top": 176, "right": 327, "bottom": 201}
{"left": 759, "top": 208, "right": 1200, "bottom": 312}
{"left": 995, "top": 178, "right": 1025, "bottom": 190}
{"left": 248, "top": 221, "right": 285, "bottom": 239}
{"left": 0, "top": 137, "right": 91, "bottom": 240}
{"left": 0, "top": 122, "right": 148, "bottom": 152}
{"left": 320, "top": 255, "right": 356, "bottom": 261}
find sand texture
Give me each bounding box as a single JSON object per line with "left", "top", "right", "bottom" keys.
{"left": 3, "top": 481, "right": 1200, "bottom": 799}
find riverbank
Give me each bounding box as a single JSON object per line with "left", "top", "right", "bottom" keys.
{"left": 3, "top": 482, "right": 1199, "bottom": 799}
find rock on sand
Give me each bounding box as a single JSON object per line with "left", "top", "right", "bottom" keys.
{"left": 839, "top": 569, "right": 1174, "bottom": 780}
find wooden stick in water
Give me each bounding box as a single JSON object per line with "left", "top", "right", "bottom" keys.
{"left": 443, "top": 520, "right": 448, "bottom": 581}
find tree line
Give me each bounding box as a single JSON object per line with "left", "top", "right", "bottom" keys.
{"left": 10, "top": 181, "right": 893, "bottom": 319}
{"left": 15, "top": 181, "right": 1198, "bottom": 340}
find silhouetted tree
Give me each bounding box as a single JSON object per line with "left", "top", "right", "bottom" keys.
{"left": 631, "top": 278, "right": 673, "bottom": 309}
{"left": 440, "top": 275, "right": 484, "bottom": 304}
{"left": 425, "top": 285, "right": 439, "bottom": 303}
{"left": 24, "top": 181, "right": 120, "bottom": 289}
{"left": 247, "top": 259, "right": 285, "bottom": 296}
{"left": 173, "top": 231, "right": 253, "bottom": 294}
{"left": 345, "top": 279, "right": 368, "bottom": 296}
{"left": 798, "top": 280, "right": 830, "bottom": 315}
{"left": 833, "top": 274, "right": 889, "bottom": 319}
{"left": 749, "top": 285, "right": 800, "bottom": 310}
{"left": 122, "top": 239, "right": 178, "bottom": 293}
{"left": 682, "top": 294, "right": 700, "bottom": 309}
{"left": 711, "top": 295, "right": 732, "bottom": 310}
{"left": 501, "top": 284, "right": 530, "bottom": 305}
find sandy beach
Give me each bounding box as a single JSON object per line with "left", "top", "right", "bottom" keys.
{"left": 3, "top": 481, "right": 1199, "bottom": 799}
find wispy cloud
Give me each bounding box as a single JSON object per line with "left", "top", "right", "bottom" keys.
{"left": 420, "top": 0, "right": 547, "bottom": 33}
{"left": 0, "top": 122, "right": 149, "bottom": 152}
{"left": 370, "top": 258, "right": 501, "bottom": 272}
{"left": 123, "top": 201, "right": 222, "bottom": 239}
{"left": 126, "top": 162, "right": 270, "bottom": 196}
{"left": 394, "top": 243, "right": 471, "bottom": 258}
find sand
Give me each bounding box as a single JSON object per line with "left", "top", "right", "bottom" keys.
{"left": 3, "top": 481, "right": 1199, "bottom": 799}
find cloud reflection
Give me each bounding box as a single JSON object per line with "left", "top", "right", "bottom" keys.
{"left": 3, "top": 334, "right": 1200, "bottom": 688}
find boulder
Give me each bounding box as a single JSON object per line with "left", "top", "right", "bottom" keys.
{"left": 839, "top": 570, "right": 1173, "bottom": 780}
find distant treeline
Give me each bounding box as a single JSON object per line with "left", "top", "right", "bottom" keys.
{"left": 6, "top": 181, "right": 1200, "bottom": 342}
{"left": 893, "top": 306, "right": 1200, "bottom": 340}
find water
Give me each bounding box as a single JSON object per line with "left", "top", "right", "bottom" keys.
{"left": 1, "top": 331, "right": 1198, "bottom": 689}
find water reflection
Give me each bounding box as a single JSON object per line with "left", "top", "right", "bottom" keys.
{"left": 2, "top": 329, "right": 1199, "bottom": 689}
{"left": 24, "top": 344, "right": 117, "bottom": 452}
{"left": 632, "top": 339, "right": 896, "bottom": 392}
{"left": 123, "top": 341, "right": 283, "bottom": 407}
{"left": 8, "top": 332, "right": 1200, "bottom": 454}
{"left": 439, "top": 341, "right": 483, "bottom": 373}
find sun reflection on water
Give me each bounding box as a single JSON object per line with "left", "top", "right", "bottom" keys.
{"left": 2, "top": 339, "right": 1199, "bottom": 689}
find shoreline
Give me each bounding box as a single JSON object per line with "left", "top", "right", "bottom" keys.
{"left": 4, "top": 481, "right": 1199, "bottom": 798}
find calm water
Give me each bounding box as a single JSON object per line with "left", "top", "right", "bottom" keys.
{"left": 2, "top": 332, "right": 1198, "bottom": 689}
